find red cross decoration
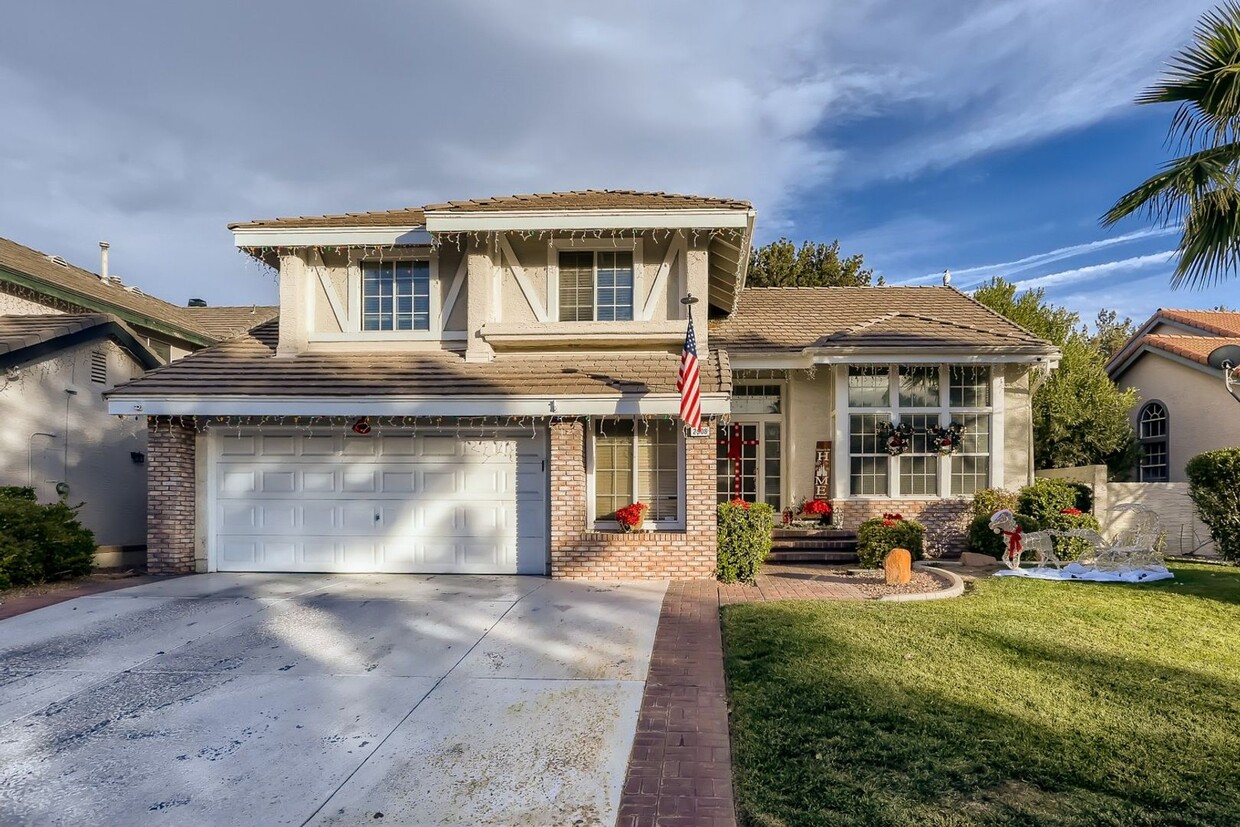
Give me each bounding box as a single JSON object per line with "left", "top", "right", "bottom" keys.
{"left": 719, "top": 423, "right": 760, "bottom": 500}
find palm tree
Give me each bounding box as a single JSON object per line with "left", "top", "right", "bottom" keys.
{"left": 1104, "top": 2, "right": 1240, "bottom": 288}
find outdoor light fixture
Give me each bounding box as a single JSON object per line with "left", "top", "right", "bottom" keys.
{"left": 1207, "top": 343, "right": 1240, "bottom": 405}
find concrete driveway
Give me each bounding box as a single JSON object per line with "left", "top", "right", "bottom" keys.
{"left": 0, "top": 573, "right": 667, "bottom": 826}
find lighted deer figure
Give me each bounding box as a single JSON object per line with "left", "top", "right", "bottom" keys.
{"left": 989, "top": 509, "right": 1062, "bottom": 571}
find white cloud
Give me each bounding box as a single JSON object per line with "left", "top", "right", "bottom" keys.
{"left": 1010, "top": 250, "right": 1177, "bottom": 290}
{"left": 0, "top": 0, "right": 1219, "bottom": 304}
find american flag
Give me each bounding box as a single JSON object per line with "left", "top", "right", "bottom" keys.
{"left": 677, "top": 315, "right": 702, "bottom": 430}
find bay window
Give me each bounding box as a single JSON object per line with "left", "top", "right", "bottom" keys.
{"left": 846, "top": 365, "right": 994, "bottom": 497}
{"left": 593, "top": 419, "right": 681, "bottom": 526}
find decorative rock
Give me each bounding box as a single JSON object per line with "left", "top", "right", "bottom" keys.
{"left": 960, "top": 551, "right": 1001, "bottom": 568}
{"left": 884, "top": 548, "right": 912, "bottom": 585}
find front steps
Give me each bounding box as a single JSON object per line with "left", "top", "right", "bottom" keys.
{"left": 767, "top": 528, "right": 859, "bottom": 564}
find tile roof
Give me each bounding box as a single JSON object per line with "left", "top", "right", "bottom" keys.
{"left": 0, "top": 313, "right": 160, "bottom": 369}
{"left": 710, "top": 287, "right": 1056, "bottom": 354}
{"left": 229, "top": 190, "right": 750, "bottom": 230}
{"left": 1140, "top": 334, "right": 1240, "bottom": 371}
{"left": 185, "top": 305, "right": 280, "bottom": 340}
{"left": 1156, "top": 308, "right": 1240, "bottom": 337}
{"left": 108, "top": 320, "right": 731, "bottom": 399}
{"left": 0, "top": 236, "right": 213, "bottom": 344}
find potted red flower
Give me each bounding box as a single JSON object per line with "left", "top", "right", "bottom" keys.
{"left": 615, "top": 501, "right": 649, "bottom": 532}
{"left": 800, "top": 498, "right": 833, "bottom": 526}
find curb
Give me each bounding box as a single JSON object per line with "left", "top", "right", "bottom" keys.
{"left": 878, "top": 562, "right": 966, "bottom": 602}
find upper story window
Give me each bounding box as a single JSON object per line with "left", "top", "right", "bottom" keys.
{"left": 558, "top": 251, "right": 634, "bottom": 322}
{"left": 1138, "top": 401, "right": 1169, "bottom": 482}
{"left": 846, "top": 365, "right": 994, "bottom": 497}
{"left": 362, "top": 260, "right": 430, "bottom": 331}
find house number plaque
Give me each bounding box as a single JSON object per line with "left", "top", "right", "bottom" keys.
{"left": 814, "top": 441, "right": 832, "bottom": 498}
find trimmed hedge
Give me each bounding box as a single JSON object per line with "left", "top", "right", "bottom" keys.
{"left": 857, "top": 517, "right": 924, "bottom": 568}
{"left": 717, "top": 500, "right": 775, "bottom": 584}
{"left": 970, "top": 488, "right": 1019, "bottom": 520}
{"left": 1186, "top": 448, "right": 1240, "bottom": 562}
{"left": 0, "top": 487, "right": 95, "bottom": 589}
{"left": 1017, "top": 478, "right": 1092, "bottom": 525}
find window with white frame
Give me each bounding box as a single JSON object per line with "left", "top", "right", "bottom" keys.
{"left": 362, "top": 260, "right": 431, "bottom": 331}
{"left": 558, "top": 250, "right": 634, "bottom": 322}
{"left": 594, "top": 419, "right": 680, "bottom": 524}
{"left": 846, "top": 365, "right": 993, "bottom": 497}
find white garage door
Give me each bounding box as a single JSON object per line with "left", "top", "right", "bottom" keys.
{"left": 210, "top": 429, "right": 547, "bottom": 574}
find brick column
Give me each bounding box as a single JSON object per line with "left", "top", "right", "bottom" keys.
{"left": 549, "top": 417, "right": 718, "bottom": 580}
{"left": 146, "top": 417, "right": 197, "bottom": 575}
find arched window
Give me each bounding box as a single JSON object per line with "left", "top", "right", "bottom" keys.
{"left": 1138, "top": 401, "right": 1169, "bottom": 482}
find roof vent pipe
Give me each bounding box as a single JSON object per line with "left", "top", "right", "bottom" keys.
{"left": 187, "top": 298, "right": 207, "bottom": 307}
{"left": 99, "top": 241, "right": 110, "bottom": 280}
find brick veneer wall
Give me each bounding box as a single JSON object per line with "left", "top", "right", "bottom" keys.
{"left": 549, "top": 418, "right": 718, "bottom": 579}
{"left": 146, "top": 417, "right": 197, "bottom": 575}
{"left": 832, "top": 498, "right": 972, "bottom": 556}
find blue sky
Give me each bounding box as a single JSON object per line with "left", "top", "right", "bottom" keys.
{"left": 0, "top": 0, "right": 1233, "bottom": 326}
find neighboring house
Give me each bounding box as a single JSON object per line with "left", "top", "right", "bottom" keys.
{"left": 0, "top": 235, "right": 277, "bottom": 561}
{"left": 107, "top": 190, "right": 1057, "bottom": 579}
{"left": 1107, "top": 308, "right": 1240, "bottom": 482}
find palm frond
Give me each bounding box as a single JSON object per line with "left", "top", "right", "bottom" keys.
{"left": 1173, "top": 187, "right": 1240, "bottom": 288}
{"left": 1139, "top": 0, "right": 1240, "bottom": 147}
{"left": 1102, "top": 141, "right": 1240, "bottom": 227}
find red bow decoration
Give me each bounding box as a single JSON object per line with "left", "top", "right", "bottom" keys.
{"left": 1005, "top": 525, "right": 1023, "bottom": 560}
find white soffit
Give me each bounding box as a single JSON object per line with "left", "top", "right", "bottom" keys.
{"left": 424, "top": 209, "right": 752, "bottom": 232}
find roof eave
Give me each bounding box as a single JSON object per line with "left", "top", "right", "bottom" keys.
{"left": 423, "top": 207, "right": 753, "bottom": 233}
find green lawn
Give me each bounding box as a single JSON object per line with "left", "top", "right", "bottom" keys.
{"left": 722, "top": 564, "right": 1240, "bottom": 827}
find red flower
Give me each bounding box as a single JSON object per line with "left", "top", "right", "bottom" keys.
{"left": 728, "top": 498, "right": 752, "bottom": 509}
{"left": 880, "top": 512, "right": 904, "bottom": 527}
{"left": 616, "top": 502, "right": 649, "bottom": 528}
{"left": 801, "top": 499, "right": 832, "bottom": 516}
{"left": 1060, "top": 507, "right": 1083, "bottom": 516}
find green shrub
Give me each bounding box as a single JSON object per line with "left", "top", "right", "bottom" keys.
{"left": 1186, "top": 448, "right": 1240, "bottom": 562}
{"left": 1044, "top": 510, "right": 1102, "bottom": 562}
{"left": 966, "top": 512, "right": 1039, "bottom": 559}
{"left": 856, "top": 516, "right": 925, "bottom": 568}
{"left": 717, "top": 500, "right": 775, "bottom": 584}
{"left": 970, "top": 488, "right": 1019, "bottom": 519}
{"left": 0, "top": 489, "right": 95, "bottom": 588}
{"left": 1017, "top": 478, "right": 1091, "bottom": 524}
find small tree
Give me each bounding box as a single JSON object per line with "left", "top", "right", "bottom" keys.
{"left": 1186, "top": 448, "right": 1240, "bottom": 562}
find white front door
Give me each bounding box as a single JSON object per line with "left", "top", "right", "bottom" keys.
{"left": 210, "top": 429, "right": 547, "bottom": 574}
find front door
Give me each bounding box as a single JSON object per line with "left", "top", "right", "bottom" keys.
{"left": 716, "top": 420, "right": 782, "bottom": 509}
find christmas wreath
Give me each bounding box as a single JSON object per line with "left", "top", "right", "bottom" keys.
{"left": 930, "top": 421, "right": 967, "bottom": 455}
{"left": 875, "top": 421, "right": 913, "bottom": 456}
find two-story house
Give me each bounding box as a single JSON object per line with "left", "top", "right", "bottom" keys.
{"left": 108, "top": 190, "right": 1057, "bottom": 579}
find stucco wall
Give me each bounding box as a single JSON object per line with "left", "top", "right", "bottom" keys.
{"left": 1003, "top": 365, "right": 1035, "bottom": 490}
{"left": 0, "top": 339, "right": 148, "bottom": 548}
{"left": 0, "top": 288, "right": 63, "bottom": 315}
{"left": 786, "top": 369, "right": 833, "bottom": 505}
{"left": 1116, "top": 354, "right": 1240, "bottom": 482}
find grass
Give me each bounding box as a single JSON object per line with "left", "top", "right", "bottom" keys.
{"left": 722, "top": 564, "right": 1240, "bottom": 827}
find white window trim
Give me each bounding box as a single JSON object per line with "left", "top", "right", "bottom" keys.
{"left": 547, "top": 237, "right": 644, "bottom": 323}
{"left": 722, "top": 381, "right": 787, "bottom": 508}
{"left": 586, "top": 417, "right": 686, "bottom": 531}
{"left": 840, "top": 365, "right": 999, "bottom": 499}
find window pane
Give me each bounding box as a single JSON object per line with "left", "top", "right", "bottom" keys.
{"left": 849, "top": 414, "right": 887, "bottom": 455}
{"left": 951, "top": 455, "right": 990, "bottom": 495}
{"left": 900, "top": 455, "right": 939, "bottom": 496}
{"left": 637, "top": 420, "right": 679, "bottom": 521}
{"left": 362, "top": 260, "right": 430, "bottom": 331}
{"left": 954, "top": 414, "right": 990, "bottom": 454}
{"left": 901, "top": 413, "right": 939, "bottom": 454}
{"left": 899, "top": 366, "right": 940, "bottom": 408}
{"left": 731, "top": 385, "right": 782, "bottom": 414}
{"left": 848, "top": 367, "right": 890, "bottom": 407}
{"left": 763, "top": 421, "right": 781, "bottom": 509}
{"left": 1140, "top": 403, "right": 1167, "bottom": 439}
{"left": 949, "top": 366, "right": 991, "bottom": 407}
{"left": 596, "top": 251, "right": 634, "bottom": 322}
{"left": 594, "top": 420, "right": 634, "bottom": 520}
{"left": 850, "top": 457, "right": 888, "bottom": 496}
{"left": 558, "top": 251, "right": 594, "bottom": 322}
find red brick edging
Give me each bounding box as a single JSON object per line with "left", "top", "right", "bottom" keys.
{"left": 617, "top": 581, "right": 736, "bottom": 827}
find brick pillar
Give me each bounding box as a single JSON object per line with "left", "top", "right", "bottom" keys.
{"left": 549, "top": 419, "right": 588, "bottom": 555}
{"left": 146, "top": 417, "right": 197, "bottom": 575}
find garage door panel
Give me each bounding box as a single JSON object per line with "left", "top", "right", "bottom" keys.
{"left": 213, "top": 430, "right": 546, "bottom": 574}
